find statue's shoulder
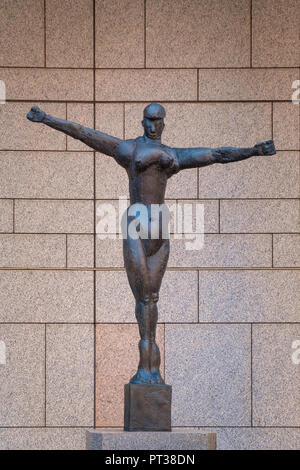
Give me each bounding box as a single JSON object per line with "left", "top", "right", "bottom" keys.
{"left": 117, "top": 138, "right": 136, "bottom": 156}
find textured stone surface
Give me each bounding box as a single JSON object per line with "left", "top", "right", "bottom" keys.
{"left": 273, "top": 234, "right": 300, "bottom": 267}
{"left": 14, "top": 200, "right": 94, "bottom": 233}
{"left": 198, "top": 152, "right": 299, "bottom": 199}
{"left": 96, "top": 235, "right": 124, "bottom": 267}
{"left": 165, "top": 324, "right": 251, "bottom": 426}
{"left": 95, "top": 0, "right": 144, "bottom": 68}
{"left": 169, "top": 234, "right": 272, "bottom": 268}
{"left": 125, "top": 103, "right": 272, "bottom": 148}
{"left": 0, "top": 0, "right": 44, "bottom": 66}
{"left": 0, "top": 234, "right": 66, "bottom": 268}
{"left": 273, "top": 103, "right": 300, "bottom": 150}
{"left": 0, "top": 428, "right": 87, "bottom": 450}
{"left": 220, "top": 200, "right": 300, "bottom": 233}
{"left": 252, "top": 0, "right": 300, "bottom": 67}
{"left": 0, "top": 68, "right": 93, "bottom": 101}
{"left": 96, "top": 324, "right": 164, "bottom": 427}
{"left": 0, "top": 103, "right": 66, "bottom": 150}
{"left": 96, "top": 103, "right": 124, "bottom": 139}
{"left": 96, "top": 69, "right": 197, "bottom": 101}
{"left": 198, "top": 69, "right": 295, "bottom": 101}
{"left": 166, "top": 170, "right": 198, "bottom": 199}
{"left": 0, "top": 324, "right": 44, "bottom": 426}
{"left": 253, "top": 324, "right": 300, "bottom": 426}
{"left": 87, "top": 430, "right": 217, "bottom": 450}
{"left": 0, "top": 200, "right": 13, "bottom": 232}
{"left": 67, "top": 103, "right": 94, "bottom": 151}
{"left": 198, "top": 270, "right": 300, "bottom": 323}
{"left": 46, "top": 0, "right": 93, "bottom": 67}
{"left": 0, "top": 151, "right": 94, "bottom": 199}
{"left": 96, "top": 270, "right": 198, "bottom": 323}
{"left": 0, "top": 270, "right": 94, "bottom": 323}
{"left": 146, "top": 0, "right": 250, "bottom": 67}
{"left": 46, "top": 324, "right": 94, "bottom": 426}
{"left": 96, "top": 156, "right": 129, "bottom": 199}
{"left": 67, "top": 235, "right": 94, "bottom": 268}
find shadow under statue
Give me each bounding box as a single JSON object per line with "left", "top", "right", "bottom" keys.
{"left": 27, "top": 103, "right": 276, "bottom": 431}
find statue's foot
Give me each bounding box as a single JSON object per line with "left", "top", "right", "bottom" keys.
{"left": 130, "top": 368, "right": 153, "bottom": 384}
{"left": 151, "top": 369, "right": 165, "bottom": 384}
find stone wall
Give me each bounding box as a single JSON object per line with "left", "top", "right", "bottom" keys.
{"left": 0, "top": 0, "right": 299, "bottom": 450}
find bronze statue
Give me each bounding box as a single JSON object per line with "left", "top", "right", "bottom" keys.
{"left": 27, "top": 103, "right": 276, "bottom": 389}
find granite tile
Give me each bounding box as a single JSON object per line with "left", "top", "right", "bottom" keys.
{"left": 252, "top": 0, "right": 300, "bottom": 67}
{"left": 197, "top": 69, "right": 296, "bottom": 101}
{"left": 165, "top": 170, "right": 198, "bottom": 199}
{"left": 67, "top": 103, "right": 94, "bottom": 151}
{"left": 0, "top": 324, "right": 44, "bottom": 426}
{"left": 96, "top": 270, "right": 198, "bottom": 323}
{"left": 96, "top": 235, "right": 124, "bottom": 267}
{"left": 0, "top": 103, "right": 66, "bottom": 150}
{"left": 96, "top": 156, "right": 129, "bottom": 199}
{"left": 273, "top": 103, "right": 300, "bottom": 150}
{"left": 46, "top": 0, "right": 93, "bottom": 67}
{"left": 96, "top": 104, "right": 124, "bottom": 139}
{"left": 0, "top": 68, "right": 93, "bottom": 101}
{"left": 46, "top": 324, "right": 94, "bottom": 426}
{"left": 253, "top": 324, "right": 300, "bottom": 426}
{"left": 96, "top": 324, "right": 165, "bottom": 427}
{"left": 165, "top": 324, "right": 251, "bottom": 426}
{"left": 0, "top": 428, "right": 87, "bottom": 450}
{"left": 14, "top": 200, "right": 94, "bottom": 233}
{"left": 198, "top": 270, "right": 300, "bottom": 323}
{"left": 198, "top": 152, "right": 299, "bottom": 199}
{"left": 220, "top": 200, "right": 300, "bottom": 233}
{"left": 146, "top": 0, "right": 250, "bottom": 67}
{"left": 125, "top": 103, "right": 272, "bottom": 148}
{"left": 273, "top": 234, "right": 300, "bottom": 267}
{"left": 0, "top": 151, "right": 94, "bottom": 199}
{"left": 0, "top": 200, "right": 13, "bottom": 232}
{"left": 96, "top": 69, "right": 197, "bottom": 101}
{"left": 0, "top": 234, "right": 66, "bottom": 268}
{"left": 169, "top": 234, "right": 272, "bottom": 268}
{"left": 67, "top": 235, "right": 94, "bottom": 268}
{"left": 0, "top": 0, "right": 44, "bottom": 66}
{"left": 95, "top": 0, "right": 144, "bottom": 68}
{"left": 0, "top": 270, "right": 94, "bottom": 323}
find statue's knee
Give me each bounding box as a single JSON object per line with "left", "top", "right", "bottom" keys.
{"left": 152, "top": 292, "right": 159, "bottom": 303}
{"left": 142, "top": 295, "right": 151, "bottom": 305}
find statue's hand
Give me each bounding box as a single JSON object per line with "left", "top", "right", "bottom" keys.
{"left": 26, "top": 105, "right": 46, "bottom": 123}
{"left": 254, "top": 139, "right": 276, "bottom": 156}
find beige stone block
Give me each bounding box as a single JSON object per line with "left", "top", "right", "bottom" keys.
{"left": 273, "top": 234, "right": 300, "bottom": 267}
{"left": 0, "top": 234, "right": 66, "bottom": 268}
{"left": 0, "top": 270, "right": 94, "bottom": 323}
{"left": 67, "top": 234, "right": 94, "bottom": 268}
{"left": 46, "top": 0, "right": 93, "bottom": 67}
{"left": 0, "top": 200, "right": 13, "bottom": 232}
{"left": 146, "top": 0, "right": 250, "bottom": 67}
{"left": 253, "top": 324, "right": 300, "bottom": 426}
{"left": 0, "top": 151, "right": 94, "bottom": 199}
{"left": 220, "top": 200, "right": 300, "bottom": 233}
{"left": 198, "top": 270, "right": 300, "bottom": 323}
{"left": 273, "top": 103, "right": 300, "bottom": 150}
{"left": 198, "top": 69, "right": 296, "bottom": 101}
{"left": 96, "top": 156, "right": 129, "bottom": 199}
{"left": 67, "top": 104, "right": 94, "bottom": 151}
{"left": 0, "top": 324, "right": 44, "bottom": 426}
{"left": 96, "top": 104, "right": 124, "bottom": 139}
{"left": 198, "top": 152, "right": 299, "bottom": 199}
{"left": 252, "top": 0, "right": 300, "bottom": 67}
{"left": 46, "top": 325, "right": 94, "bottom": 426}
{"left": 96, "top": 235, "right": 124, "bottom": 267}
{"left": 0, "top": 428, "right": 87, "bottom": 450}
{"left": 0, "top": 103, "right": 66, "bottom": 150}
{"left": 125, "top": 103, "right": 272, "bottom": 148}
{"left": 0, "top": 68, "right": 93, "bottom": 101}
{"left": 165, "top": 324, "right": 251, "bottom": 426}
{"left": 96, "top": 0, "right": 144, "bottom": 68}
{"left": 96, "top": 69, "right": 197, "bottom": 101}
{"left": 96, "top": 270, "right": 198, "bottom": 323}
{"left": 0, "top": 0, "right": 44, "bottom": 66}
{"left": 14, "top": 200, "right": 94, "bottom": 233}
{"left": 169, "top": 234, "right": 272, "bottom": 267}
{"left": 96, "top": 324, "right": 165, "bottom": 427}
{"left": 166, "top": 170, "right": 198, "bottom": 199}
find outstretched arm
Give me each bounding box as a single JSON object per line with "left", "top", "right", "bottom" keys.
{"left": 175, "top": 140, "right": 276, "bottom": 169}
{"left": 27, "top": 106, "right": 124, "bottom": 161}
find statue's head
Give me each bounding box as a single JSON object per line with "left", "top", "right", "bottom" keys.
{"left": 142, "top": 102, "right": 165, "bottom": 140}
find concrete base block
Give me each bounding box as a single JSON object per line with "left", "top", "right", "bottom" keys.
{"left": 86, "top": 429, "right": 217, "bottom": 450}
